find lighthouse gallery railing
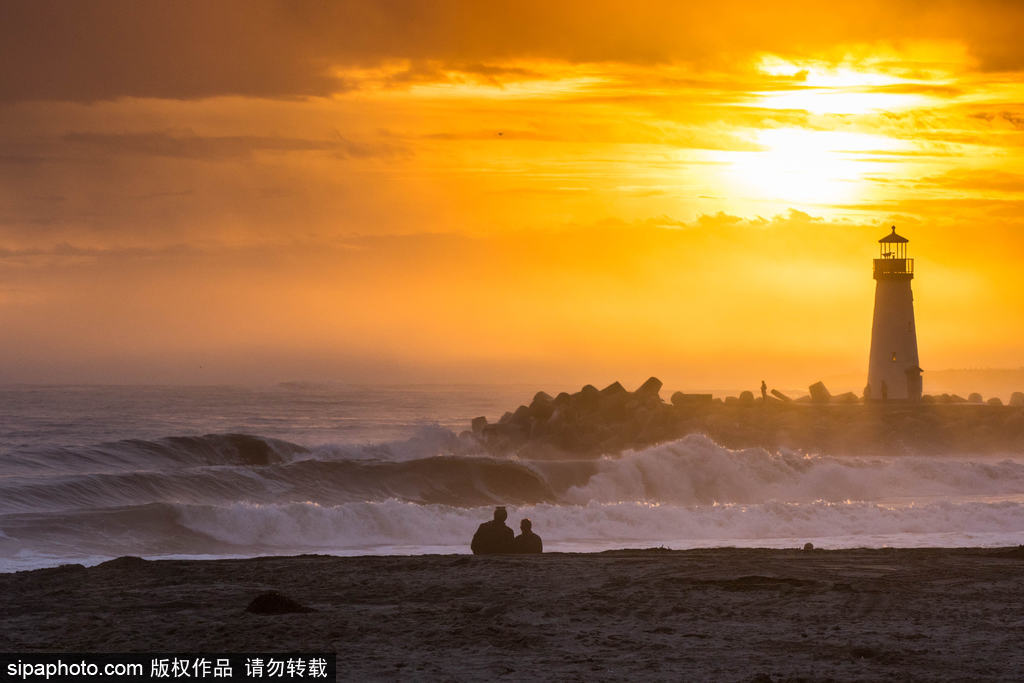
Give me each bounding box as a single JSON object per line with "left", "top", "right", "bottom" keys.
{"left": 873, "top": 258, "right": 914, "bottom": 277}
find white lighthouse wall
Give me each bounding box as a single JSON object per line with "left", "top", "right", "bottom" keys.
{"left": 867, "top": 278, "right": 920, "bottom": 400}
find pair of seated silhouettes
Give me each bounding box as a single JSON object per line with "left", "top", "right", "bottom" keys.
{"left": 471, "top": 506, "right": 542, "bottom": 554}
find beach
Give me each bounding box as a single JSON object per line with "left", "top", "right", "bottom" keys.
{"left": 2, "top": 547, "right": 1022, "bottom": 681}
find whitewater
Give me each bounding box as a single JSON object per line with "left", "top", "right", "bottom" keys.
{"left": 1, "top": 384, "right": 1022, "bottom": 571}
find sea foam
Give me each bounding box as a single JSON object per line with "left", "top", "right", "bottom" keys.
{"left": 3, "top": 431, "right": 1023, "bottom": 571}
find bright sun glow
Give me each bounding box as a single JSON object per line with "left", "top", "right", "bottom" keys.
{"left": 715, "top": 129, "right": 905, "bottom": 206}
{"left": 757, "top": 89, "right": 930, "bottom": 115}
{"left": 753, "top": 56, "right": 938, "bottom": 114}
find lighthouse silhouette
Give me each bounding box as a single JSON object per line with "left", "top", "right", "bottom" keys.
{"left": 867, "top": 226, "right": 922, "bottom": 401}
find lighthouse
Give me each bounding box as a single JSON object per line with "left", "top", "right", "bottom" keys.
{"left": 867, "top": 226, "right": 922, "bottom": 401}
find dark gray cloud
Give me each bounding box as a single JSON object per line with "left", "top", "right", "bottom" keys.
{"left": 0, "top": 1, "right": 344, "bottom": 102}
{"left": 0, "top": 130, "right": 406, "bottom": 165}
{"left": 3, "top": 1, "right": 1024, "bottom": 103}
{"left": 60, "top": 131, "right": 403, "bottom": 160}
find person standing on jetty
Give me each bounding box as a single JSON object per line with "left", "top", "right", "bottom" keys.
{"left": 471, "top": 506, "right": 514, "bottom": 554}
{"left": 513, "top": 518, "right": 543, "bottom": 554}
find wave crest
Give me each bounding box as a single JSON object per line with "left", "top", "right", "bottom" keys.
{"left": 566, "top": 434, "right": 1024, "bottom": 505}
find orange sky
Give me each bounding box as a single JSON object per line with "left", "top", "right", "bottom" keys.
{"left": 1, "top": 1, "right": 1023, "bottom": 389}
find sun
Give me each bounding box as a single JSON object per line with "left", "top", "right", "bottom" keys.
{"left": 725, "top": 129, "right": 863, "bottom": 205}
{"left": 697, "top": 57, "right": 944, "bottom": 211}
{"left": 713, "top": 128, "right": 904, "bottom": 208}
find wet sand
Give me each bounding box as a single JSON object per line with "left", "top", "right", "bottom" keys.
{"left": 2, "top": 548, "right": 1023, "bottom": 681}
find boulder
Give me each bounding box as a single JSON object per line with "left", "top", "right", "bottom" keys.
{"left": 482, "top": 422, "right": 526, "bottom": 447}
{"left": 738, "top": 391, "right": 755, "bottom": 406}
{"left": 1010, "top": 392, "right": 1024, "bottom": 407}
{"left": 987, "top": 397, "right": 1004, "bottom": 406}
{"left": 548, "top": 415, "right": 597, "bottom": 452}
{"left": 529, "top": 392, "right": 554, "bottom": 419}
{"left": 671, "top": 392, "right": 713, "bottom": 407}
{"left": 471, "top": 416, "right": 488, "bottom": 434}
{"left": 635, "top": 376, "right": 663, "bottom": 398}
{"left": 809, "top": 381, "right": 831, "bottom": 404}
{"left": 574, "top": 384, "right": 601, "bottom": 408}
{"left": 968, "top": 392, "right": 984, "bottom": 404}
{"left": 553, "top": 391, "right": 572, "bottom": 405}
{"left": 512, "top": 404, "right": 531, "bottom": 424}
{"left": 636, "top": 408, "right": 675, "bottom": 444}
{"left": 528, "top": 416, "right": 549, "bottom": 437}
{"left": 545, "top": 407, "right": 577, "bottom": 439}
{"left": 598, "top": 390, "right": 632, "bottom": 420}
{"left": 600, "top": 381, "right": 627, "bottom": 396}
{"left": 245, "top": 591, "right": 315, "bottom": 615}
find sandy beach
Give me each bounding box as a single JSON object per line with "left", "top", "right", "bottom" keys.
{"left": 2, "top": 547, "right": 1022, "bottom": 681}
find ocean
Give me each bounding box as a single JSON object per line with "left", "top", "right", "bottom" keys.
{"left": 1, "top": 384, "right": 1022, "bottom": 572}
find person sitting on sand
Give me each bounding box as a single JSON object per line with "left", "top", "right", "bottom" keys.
{"left": 471, "top": 506, "right": 515, "bottom": 554}
{"left": 512, "top": 518, "right": 543, "bottom": 554}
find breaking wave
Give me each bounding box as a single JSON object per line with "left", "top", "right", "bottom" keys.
{"left": 2, "top": 430, "right": 1023, "bottom": 570}
{"left": 5, "top": 432, "right": 1024, "bottom": 511}
{"left": 3, "top": 498, "right": 1022, "bottom": 570}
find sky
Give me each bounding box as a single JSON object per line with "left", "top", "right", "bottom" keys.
{"left": 1, "top": 0, "right": 1023, "bottom": 390}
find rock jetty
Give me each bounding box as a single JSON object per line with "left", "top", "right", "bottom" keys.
{"left": 468, "top": 378, "right": 1024, "bottom": 457}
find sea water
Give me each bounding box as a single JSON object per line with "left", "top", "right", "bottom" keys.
{"left": 1, "top": 384, "right": 1022, "bottom": 571}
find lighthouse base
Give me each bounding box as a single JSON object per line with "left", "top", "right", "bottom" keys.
{"left": 867, "top": 276, "right": 921, "bottom": 401}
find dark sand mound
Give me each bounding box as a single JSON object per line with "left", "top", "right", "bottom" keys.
{"left": 97, "top": 555, "right": 149, "bottom": 570}
{"left": 245, "top": 590, "right": 315, "bottom": 614}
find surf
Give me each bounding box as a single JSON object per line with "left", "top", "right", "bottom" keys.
{"left": 2, "top": 428, "right": 1023, "bottom": 570}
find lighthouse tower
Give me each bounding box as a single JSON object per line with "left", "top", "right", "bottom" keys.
{"left": 867, "top": 226, "right": 922, "bottom": 401}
